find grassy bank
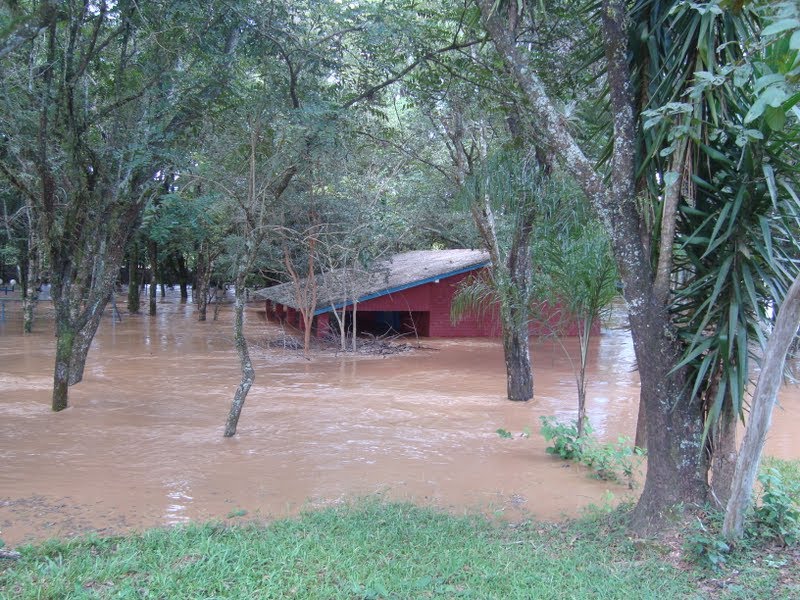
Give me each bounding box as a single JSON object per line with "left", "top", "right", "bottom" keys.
{"left": 1, "top": 497, "right": 798, "bottom": 599}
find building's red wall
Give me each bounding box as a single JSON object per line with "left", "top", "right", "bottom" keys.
{"left": 266, "top": 267, "right": 593, "bottom": 338}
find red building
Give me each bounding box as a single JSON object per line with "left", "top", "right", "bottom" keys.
{"left": 256, "top": 249, "right": 579, "bottom": 338}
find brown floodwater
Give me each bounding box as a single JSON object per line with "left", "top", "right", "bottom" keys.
{"left": 1, "top": 292, "right": 799, "bottom": 546}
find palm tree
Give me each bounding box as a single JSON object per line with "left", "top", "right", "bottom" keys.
{"left": 630, "top": 0, "right": 800, "bottom": 506}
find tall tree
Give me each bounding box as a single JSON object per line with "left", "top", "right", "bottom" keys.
{"left": 476, "top": 0, "right": 706, "bottom": 531}
{"left": 0, "top": 0, "right": 242, "bottom": 411}
{"left": 475, "top": 0, "right": 799, "bottom": 531}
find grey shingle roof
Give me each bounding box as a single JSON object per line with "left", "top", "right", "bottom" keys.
{"left": 254, "top": 249, "right": 489, "bottom": 315}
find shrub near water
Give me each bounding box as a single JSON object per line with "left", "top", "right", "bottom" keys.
{"left": 755, "top": 459, "right": 800, "bottom": 546}
{"left": 539, "top": 416, "right": 646, "bottom": 488}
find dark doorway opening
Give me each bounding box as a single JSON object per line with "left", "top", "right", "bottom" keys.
{"left": 345, "top": 310, "right": 430, "bottom": 337}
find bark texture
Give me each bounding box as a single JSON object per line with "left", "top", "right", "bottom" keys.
{"left": 711, "top": 401, "right": 738, "bottom": 509}
{"left": 224, "top": 276, "right": 255, "bottom": 437}
{"left": 723, "top": 273, "right": 800, "bottom": 539}
{"left": 503, "top": 317, "right": 533, "bottom": 401}
{"left": 477, "top": 0, "right": 708, "bottom": 531}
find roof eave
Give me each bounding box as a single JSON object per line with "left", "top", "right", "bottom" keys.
{"left": 312, "top": 260, "right": 489, "bottom": 316}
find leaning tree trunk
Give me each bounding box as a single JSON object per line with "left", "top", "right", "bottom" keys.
{"left": 724, "top": 272, "right": 800, "bottom": 540}
{"left": 224, "top": 272, "right": 255, "bottom": 437}
{"left": 502, "top": 310, "right": 533, "bottom": 401}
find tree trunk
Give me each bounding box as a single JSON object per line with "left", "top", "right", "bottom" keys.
{"left": 634, "top": 401, "right": 647, "bottom": 450}
{"left": 627, "top": 306, "right": 707, "bottom": 532}
{"left": 177, "top": 252, "right": 189, "bottom": 303}
{"left": 302, "top": 310, "right": 313, "bottom": 357}
{"left": 22, "top": 228, "right": 40, "bottom": 334}
{"left": 724, "top": 272, "right": 800, "bottom": 540}
{"left": 148, "top": 240, "right": 157, "bottom": 316}
{"left": 213, "top": 286, "right": 223, "bottom": 321}
{"left": 224, "top": 273, "right": 255, "bottom": 437}
{"left": 67, "top": 299, "right": 109, "bottom": 386}
{"left": 577, "top": 323, "right": 590, "bottom": 437}
{"left": 352, "top": 301, "right": 358, "bottom": 352}
{"left": 711, "top": 401, "right": 738, "bottom": 509}
{"left": 196, "top": 244, "right": 212, "bottom": 322}
{"left": 128, "top": 243, "right": 140, "bottom": 314}
{"left": 52, "top": 315, "right": 74, "bottom": 412}
{"left": 477, "top": 0, "right": 709, "bottom": 532}
{"left": 502, "top": 313, "right": 532, "bottom": 401}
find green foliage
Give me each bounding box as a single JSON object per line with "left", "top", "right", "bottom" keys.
{"left": 685, "top": 517, "right": 731, "bottom": 571}
{"left": 0, "top": 244, "right": 18, "bottom": 264}
{"left": 451, "top": 272, "right": 499, "bottom": 324}
{"left": 684, "top": 459, "right": 800, "bottom": 571}
{"left": 630, "top": 0, "right": 800, "bottom": 446}
{"left": 754, "top": 467, "right": 800, "bottom": 545}
{"left": 538, "top": 417, "right": 646, "bottom": 487}
{"left": 533, "top": 183, "right": 618, "bottom": 333}
{"left": 539, "top": 416, "right": 590, "bottom": 460}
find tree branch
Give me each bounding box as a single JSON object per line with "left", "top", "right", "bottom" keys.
{"left": 341, "top": 37, "right": 488, "bottom": 109}
{"left": 0, "top": 1, "right": 63, "bottom": 60}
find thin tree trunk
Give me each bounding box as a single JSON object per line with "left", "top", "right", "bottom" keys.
{"left": 352, "top": 301, "right": 358, "bottom": 352}
{"left": 128, "top": 242, "right": 140, "bottom": 313}
{"left": 22, "top": 225, "right": 40, "bottom": 334}
{"left": 148, "top": 240, "right": 157, "bottom": 316}
{"left": 577, "top": 321, "right": 590, "bottom": 437}
{"left": 302, "top": 310, "right": 313, "bottom": 355}
{"left": 177, "top": 252, "right": 189, "bottom": 302}
{"left": 196, "top": 244, "right": 212, "bottom": 322}
{"left": 653, "top": 136, "right": 689, "bottom": 304}
{"left": 224, "top": 273, "right": 255, "bottom": 437}
{"left": 213, "top": 286, "right": 222, "bottom": 321}
{"left": 724, "top": 272, "right": 800, "bottom": 540}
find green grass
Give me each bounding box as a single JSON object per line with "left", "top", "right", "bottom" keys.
{"left": 0, "top": 500, "right": 694, "bottom": 600}
{"left": 2, "top": 460, "right": 800, "bottom": 599}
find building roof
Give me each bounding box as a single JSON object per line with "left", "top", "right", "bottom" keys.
{"left": 255, "top": 249, "right": 490, "bottom": 316}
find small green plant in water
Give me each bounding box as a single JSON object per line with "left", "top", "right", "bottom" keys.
{"left": 539, "top": 416, "right": 591, "bottom": 460}
{"left": 538, "top": 416, "right": 645, "bottom": 488}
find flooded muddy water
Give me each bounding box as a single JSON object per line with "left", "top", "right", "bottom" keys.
{"left": 1, "top": 292, "right": 799, "bottom": 545}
